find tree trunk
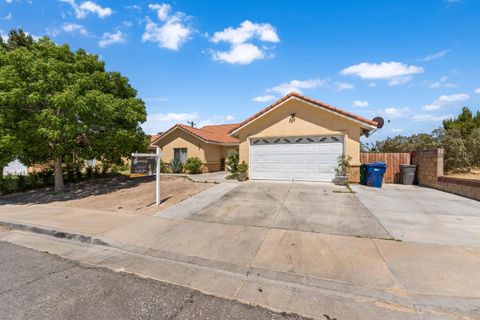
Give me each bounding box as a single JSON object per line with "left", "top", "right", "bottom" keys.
{"left": 54, "top": 156, "right": 64, "bottom": 193}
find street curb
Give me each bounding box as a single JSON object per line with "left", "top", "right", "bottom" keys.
{"left": 0, "top": 220, "right": 110, "bottom": 247}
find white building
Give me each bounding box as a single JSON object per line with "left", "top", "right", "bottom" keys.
{"left": 3, "top": 159, "right": 28, "bottom": 176}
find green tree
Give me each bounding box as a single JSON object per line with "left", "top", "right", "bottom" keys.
{"left": 0, "top": 34, "right": 147, "bottom": 192}
{"left": 442, "top": 129, "right": 470, "bottom": 172}
{"left": 443, "top": 107, "right": 480, "bottom": 139}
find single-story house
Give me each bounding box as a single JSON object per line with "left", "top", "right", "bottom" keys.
{"left": 151, "top": 123, "right": 239, "bottom": 173}
{"left": 152, "top": 92, "right": 378, "bottom": 181}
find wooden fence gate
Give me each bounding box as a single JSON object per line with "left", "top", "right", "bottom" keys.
{"left": 360, "top": 152, "right": 411, "bottom": 183}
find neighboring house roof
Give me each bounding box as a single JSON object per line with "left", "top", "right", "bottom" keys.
{"left": 148, "top": 134, "right": 162, "bottom": 149}
{"left": 152, "top": 123, "right": 240, "bottom": 145}
{"left": 229, "top": 92, "right": 378, "bottom": 135}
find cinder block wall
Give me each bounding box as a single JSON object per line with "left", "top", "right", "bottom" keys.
{"left": 411, "top": 149, "right": 444, "bottom": 188}
{"left": 412, "top": 148, "right": 480, "bottom": 201}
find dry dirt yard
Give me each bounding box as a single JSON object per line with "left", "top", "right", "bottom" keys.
{"left": 446, "top": 167, "right": 480, "bottom": 180}
{"left": 0, "top": 175, "right": 213, "bottom": 215}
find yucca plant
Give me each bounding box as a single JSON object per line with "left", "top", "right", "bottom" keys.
{"left": 170, "top": 159, "right": 183, "bottom": 174}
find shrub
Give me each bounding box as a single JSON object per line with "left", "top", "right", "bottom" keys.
{"left": 93, "top": 165, "right": 101, "bottom": 177}
{"left": 226, "top": 152, "right": 239, "bottom": 176}
{"left": 17, "top": 175, "right": 28, "bottom": 191}
{"left": 101, "top": 162, "right": 110, "bottom": 176}
{"left": 160, "top": 159, "right": 170, "bottom": 173}
{"left": 442, "top": 129, "right": 470, "bottom": 172}
{"left": 28, "top": 171, "right": 41, "bottom": 189}
{"left": 184, "top": 157, "right": 203, "bottom": 174}
{"left": 39, "top": 168, "right": 54, "bottom": 186}
{"left": 334, "top": 155, "right": 352, "bottom": 177}
{"left": 0, "top": 175, "right": 19, "bottom": 194}
{"left": 237, "top": 161, "right": 248, "bottom": 174}
{"left": 85, "top": 166, "right": 93, "bottom": 179}
{"left": 170, "top": 159, "right": 183, "bottom": 174}
{"left": 111, "top": 164, "right": 119, "bottom": 175}
{"left": 75, "top": 162, "right": 83, "bottom": 180}
{"left": 66, "top": 162, "right": 75, "bottom": 182}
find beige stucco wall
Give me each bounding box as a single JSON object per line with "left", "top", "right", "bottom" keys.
{"left": 155, "top": 128, "right": 238, "bottom": 172}
{"left": 234, "top": 98, "right": 366, "bottom": 168}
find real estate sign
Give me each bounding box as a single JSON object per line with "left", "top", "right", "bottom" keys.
{"left": 130, "top": 158, "right": 156, "bottom": 177}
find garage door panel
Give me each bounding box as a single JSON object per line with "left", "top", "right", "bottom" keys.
{"left": 250, "top": 136, "right": 343, "bottom": 182}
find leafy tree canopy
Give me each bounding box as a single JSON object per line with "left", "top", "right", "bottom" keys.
{"left": 0, "top": 29, "right": 147, "bottom": 191}
{"left": 443, "top": 106, "right": 480, "bottom": 139}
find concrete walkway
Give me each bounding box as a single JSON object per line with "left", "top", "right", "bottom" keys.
{"left": 1, "top": 185, "right": 480, "bottom": 319}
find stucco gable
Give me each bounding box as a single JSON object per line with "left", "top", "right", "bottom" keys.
{"left": 229, "top": 92, "right": 378, "bottom": 136}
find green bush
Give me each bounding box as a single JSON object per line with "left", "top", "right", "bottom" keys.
{"left": 66, "top": 162, "right": 75, "bottom": 182}
{"left": 0, "top": 175, "right": 19, "bottom": 194}
{"left": 442, "top": 129, "right": 470, "bottom": 172}
{"left": 226, "top": 152, "right": 239, "bottom": 176}
{"left": 101, "top": 162, "right": 110, "bottom": 176}
{"left": 39, "top": 168, "right": 54, "bottom": 186}
{"left": 184, "top": 157, "right": 203, "bottom": 174}
{"left": 85, "top": 166, "right": 93, "bottom": 179}
{"left": 237, "top": 161, "right": 248, "bottom": 174}
{"left": 160, "top": 159, "right": 170, "bottom": 173}
{"left": 28, "top": 171, "right": 41, "bottom": 189}
{"left": 170, "top": 159, "right": 183, "bottom": 174}
{"left": 93, "top": 165, "right": 101, "bottom": 177}
{"left": 75, "top": 162, "right": 83, "bottom": 180}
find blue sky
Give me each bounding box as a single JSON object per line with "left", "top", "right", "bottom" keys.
{"left": 1, "top": 0, "right": 479, "bottom": 142}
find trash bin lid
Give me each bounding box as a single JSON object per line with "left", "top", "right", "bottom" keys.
{"left": 369, "top": 162, "right": 387, "bottom": 167}
{"left": 400, "top": 164, "right": 417, "bottom": 168}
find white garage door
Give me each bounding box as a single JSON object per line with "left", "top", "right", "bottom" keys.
{"left": 249, "top": 136, "right": 344, "bottom": 182}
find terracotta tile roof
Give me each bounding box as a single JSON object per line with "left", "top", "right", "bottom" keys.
{"left": 148, "top": 134, "right": 162, "bottom": 149}
{"left": 229, "top": 92, "right": 378, "bottom": 135}
{"left": 153, "top": 123, "right": 240, "bottom": 145}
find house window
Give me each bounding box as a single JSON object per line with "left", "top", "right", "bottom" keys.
{"left": 174, "top": 148, "right": 187, "bottom": 164}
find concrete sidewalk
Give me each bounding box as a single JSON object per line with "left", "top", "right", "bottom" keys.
{"left": 1, "top": 198, "right": 480, "bottom": 319}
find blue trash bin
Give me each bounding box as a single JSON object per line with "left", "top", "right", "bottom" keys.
{"left": 366, "top": 162, "right": 387, "bottom": 188}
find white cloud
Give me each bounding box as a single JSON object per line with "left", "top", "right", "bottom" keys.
{"left": 388, "top": 76, "right": 412, "bottom": 86}
{"left": 428, "top": 76, "right": 456, "bottom": 88}
{"left": 368, "top": 82, "right": 377, "bottom": 87}
{"left": 412, "top": 114, "right": 452, "bottom": 122}
{"left": 352, "top": 100, "right": 369, "bottom": 107}
{"left": 62, "top": 23, "right": 88, "bottom": 35}
{"left": 380, "top": 107, "right": 410, "bottom": 119}
{"left": 142, "top": 4, "right": 192, "bottom": 51}
{"left": 390, "top": 128, "right": 404, "bottom": 133}
{"left": 212, "top": 43, "right": 264, "bottom": 65}
{"left": 421, "top": 49, "right": 450, "bottom": 62}
{"left": 211, "top": 20, "right": 279, "bottom": 44}
{"left": 422, "top": 93, "right": 469, "bottom": 110}
{"left": 60, "top": 0, "right": 112, "bottom": 19}
{"left": 148, "top": 3, "right": 171, "bottom": 21}
{"left": 267, "top": 79, "right": 325, "bottom": 96}
{"left": 253, "top": 95, "right": 276, "bottom": 103}
{"left": 98, "top": 31, "right": 125, "bottom": 48}
{"left": 209, "top": 20, "right": 279, "bottom": 64}
{"left": 125, "top": 5, "right": 141, "bottom": 11}
{"left": 341, "top": 61, "right": 424, "bottom": 86}
{"left": 475, "top": 88, "right": 480, "bottom": 94}
{"left": 2, "top": 13, "right": 12, "bottom": 20}
{"left": 334, "top": 82, "right": 354, "bottom": 91}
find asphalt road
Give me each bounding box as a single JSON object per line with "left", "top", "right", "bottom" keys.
{"left": 0, "top": 241, "right": 308, "bottom": 320}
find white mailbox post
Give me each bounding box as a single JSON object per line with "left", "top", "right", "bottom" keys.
{"left": 131, "top": 148, "right": 162, "bottom": 205}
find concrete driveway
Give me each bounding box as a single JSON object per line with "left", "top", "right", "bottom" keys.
{"left": 166, "top": 181, "right": 390, "bottom": 238}
{"left": 352, "top": 184, "right": 480, "bottom": 247}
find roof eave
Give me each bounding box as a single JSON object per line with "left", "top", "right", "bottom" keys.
{"left": 229, "top": 95, "right": 377, "bottom": 136}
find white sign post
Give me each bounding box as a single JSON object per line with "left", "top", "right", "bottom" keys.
{"left": 131, "top": 147, "right": 162, "bottom": 206}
